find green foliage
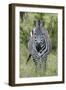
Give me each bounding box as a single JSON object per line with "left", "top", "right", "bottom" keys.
{"left": 20, "top": 12, "right": 58, "bottom": 51}
{"left": 20, "top": 12, "right": 58, "bottom": 77}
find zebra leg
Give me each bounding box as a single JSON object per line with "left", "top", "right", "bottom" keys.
{"left": 42, "top": 57, "right": 47, "bottom": 75}
{"left": 34, "top": 59, "right": 45, "bottom": 76}
{"left": 33, "top": 58, "right": 47, "bottom": 76}
{"left": 33, "top": 59, "right": 39, "bottom": 76}
{"left": 34, "top": 61, "right": 41, "bottom": 76}
{"left": 37, "top": 62, "right": 42, "bottom": 76}
{"left": 36, "top": 59, "right": 44, "bottom": 76}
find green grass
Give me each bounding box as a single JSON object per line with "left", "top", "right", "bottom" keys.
{"left": 20, "top": 44, "right": 57, "bottom": 78}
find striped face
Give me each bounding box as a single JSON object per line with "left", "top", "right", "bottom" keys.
{"left": 34, "top": 34, "right": 46, "bottom": 54}
{"left": 32, "top": 30, "right": 49, "bottom": 59}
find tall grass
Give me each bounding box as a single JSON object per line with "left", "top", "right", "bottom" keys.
{"left": 20, "top": 44, "right": 57, "bottom": 78}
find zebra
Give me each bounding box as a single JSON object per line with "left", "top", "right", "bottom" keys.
{"left": 26, "top": 20, "right": 52, "bottom": 76}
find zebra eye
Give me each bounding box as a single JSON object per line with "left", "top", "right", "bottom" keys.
{"left": 41, "top": 40, "right": 43, "bottom": 42}
{"left": 35, "top": 36, "right": 36, "bottom": 39}
{"left": 35, "top": 39, "right": 37, "bottom": 41}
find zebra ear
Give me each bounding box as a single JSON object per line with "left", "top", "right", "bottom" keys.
{"left": 34, "top": 20, "right": 44, "bottom": 27}
{"left": 34, "top": 20, "right": 36, "bottom": 26}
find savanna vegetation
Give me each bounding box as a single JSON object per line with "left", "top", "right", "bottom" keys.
{"left": 20, "top": 12, "right": 58, "bottom": 77}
